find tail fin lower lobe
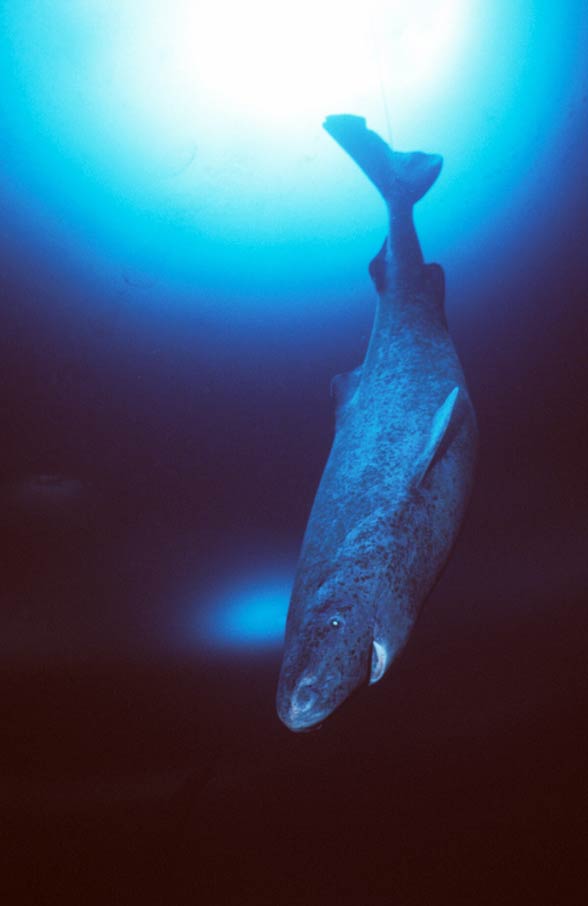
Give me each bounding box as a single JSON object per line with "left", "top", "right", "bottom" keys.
{"left": 323, "top": 114, "right": 442, "bottom": 205}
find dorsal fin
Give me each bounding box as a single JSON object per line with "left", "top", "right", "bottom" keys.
{"left": 368, "top": 239, "right": 389, "bottom": 293}
{"left": 369, "top": 251, "right": 445, "bottom": 301}
{"left": 414, "top": 386, "right": 462, "bottom": 487}
{"left": 330, "top": 366, "right": 363, "bottom": 412}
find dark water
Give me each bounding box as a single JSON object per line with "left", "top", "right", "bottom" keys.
{"left": 1, "top": 4, "right": 587, "bottom": 904}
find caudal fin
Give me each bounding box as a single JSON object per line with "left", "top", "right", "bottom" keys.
{"left": 323, "top": 114, "right": 442, "bottom": 205}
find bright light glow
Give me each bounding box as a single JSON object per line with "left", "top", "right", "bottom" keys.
{"left": 3, "top": 0, "right": 469, "bottom": 184}
{"left": 2, "top": 0, "right": 581, "bottom": 315}
{"left": 0, "top": 0, "right": 472, "bottom": 293}
{"left": 83, "top": 0, "right": 469, "bottom": 129}
{"left": 200, "top": 571, "right": 292, "bottom": 649}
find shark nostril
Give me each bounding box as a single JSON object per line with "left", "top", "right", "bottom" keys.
{"left": 291, "top": 678, "right": 319, "bottom": 714}
{"left": 296, "top": 685, "right": 315, "bottom": 709}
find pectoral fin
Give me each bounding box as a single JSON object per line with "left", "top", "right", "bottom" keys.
{"left": 370, "top": 640, "right": 390, "bottom": 684}
{"left": 414, "top": 386, "right": 462, "bottom": 487}
{"left": 330, "top": 366, "right": 362, "bottom": 412}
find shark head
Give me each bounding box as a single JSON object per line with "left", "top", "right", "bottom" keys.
{"left": 276, "top": 577, "right": 378, "bottom": 732}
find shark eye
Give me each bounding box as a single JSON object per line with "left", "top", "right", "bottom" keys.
{"left": 329, "top": 617, "right": 343, "bottom": 629}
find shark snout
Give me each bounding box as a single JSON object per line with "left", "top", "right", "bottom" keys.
{"left": 292, "top": 676, "right": 318, "bottom": 712}
{"left": 277, "top": 674, "right": 324, "bottom": 732}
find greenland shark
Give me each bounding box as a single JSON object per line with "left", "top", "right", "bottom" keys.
{"left": 276, "top": 115, "right": 477, "bottom": 732}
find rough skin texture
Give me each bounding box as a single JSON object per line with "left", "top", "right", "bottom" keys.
{"left": 276, "top": 116, "right": 477, "bottom": 732}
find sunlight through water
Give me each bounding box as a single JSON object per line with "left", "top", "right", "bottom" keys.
{"left": 1, "top": 1, "right": 582, "bottom": 313}
{"left": 199, "top": 572, "right": 293, "bottom": 649}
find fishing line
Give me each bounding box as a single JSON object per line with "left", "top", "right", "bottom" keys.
{"left": 367, "top": 12, "right": 394, "bottom": 146}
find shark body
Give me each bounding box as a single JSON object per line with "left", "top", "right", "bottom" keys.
{"left": 276, "top": 115, "right": 477, "bottom": 731}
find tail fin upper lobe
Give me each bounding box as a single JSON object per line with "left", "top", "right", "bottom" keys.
{"left": 323, "top": 114, "right": 442, "bottom": 205}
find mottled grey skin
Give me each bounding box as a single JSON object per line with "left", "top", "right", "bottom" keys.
{"left": 276, "top": 116, "right": 477, "bottom": 732}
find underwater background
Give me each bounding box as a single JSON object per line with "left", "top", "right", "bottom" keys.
{"left": 1, "top": 2, "right": 587, "bottom": 904}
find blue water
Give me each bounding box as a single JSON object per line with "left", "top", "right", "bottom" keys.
{"left": 1, "top": 3, "right": 587, "bottom": 903}
{"left": 2, "top": 0, "right": 586, "bottom": 656}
